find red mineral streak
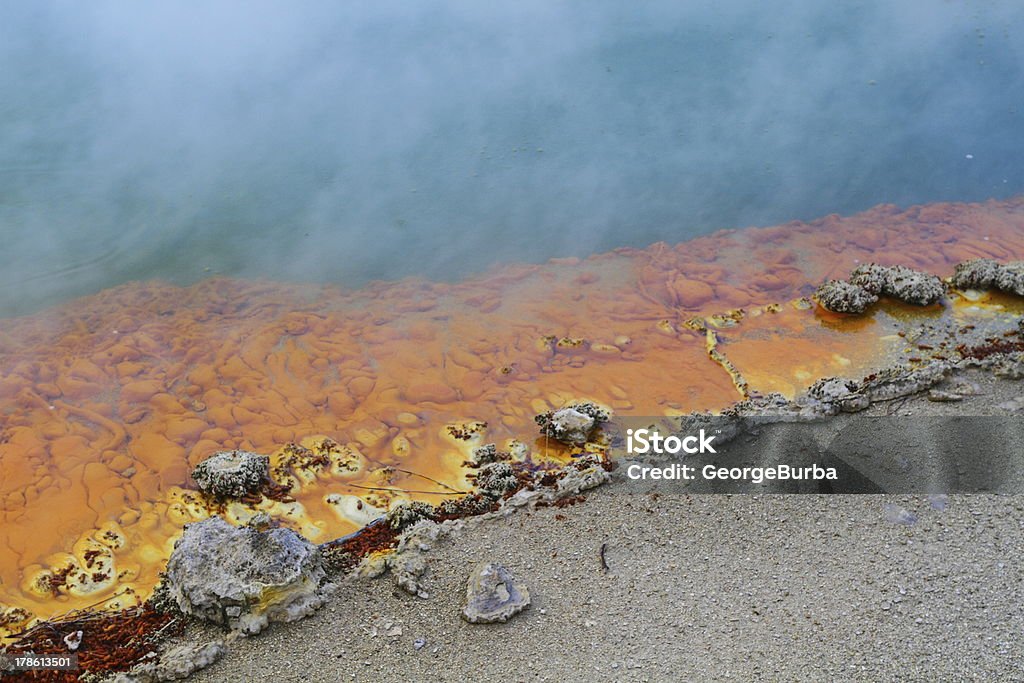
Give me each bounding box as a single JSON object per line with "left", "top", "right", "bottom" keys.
{"left": 4, "top": 604, "right": 182, "bottom": 683}
{"left": 0, "top": 197, "right": 1021, "bottom": 634}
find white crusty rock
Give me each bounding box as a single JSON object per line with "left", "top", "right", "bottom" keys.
{"left": 951, "top": 258, "right": 1001, "bottom": 290}
{"left": 164, "top": 516, "right": 329, "bottom": 634}
{"left": 111, "top": 641, "right": 227, "bottom": 683}
{"left": 535, "top": 401, "right": 611, "bottom": 445}
{"left": 461, "top": 562, "right": 531, "bottom": 624}
{"left": 850, "top": 264, "right": 945, "bottom": 306}
{"left": 394, "top": 554, "right": 429, "bottom": 599}
{"left": 500, "top": 453, "right": 611, "bottom": 512}
{"left": 860, "top": 362, "right": 951, "bottom": 402}
{"left": 191, "top": 450, "right": 269, "bottom": 499}
{"left": 476, "top": 462, "right": 519, "bottom": 499}
{"left": 817, "top": 264, "right": 947, "bottom": 313}
{"left": 950, "top": 259, "right": 1024, "bottom": 296}
{"left": 883, "top": 266, "right": 946, "bottom": 306}
{"left": 995, "top": 261, "right": 1024, "bottom": 296}
{"left": 814, "top": 280, "right": 878, "bottom": 314}
{"left": 805, "top": 377, "right": 869, "bottom": 414}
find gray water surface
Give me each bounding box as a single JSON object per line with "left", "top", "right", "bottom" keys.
{"left": 1, "top": 1, "right": 1022, "bottom": 316}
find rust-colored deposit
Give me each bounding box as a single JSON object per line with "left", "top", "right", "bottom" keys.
{"left": 3, "top": 604, "right": 182, "bottom": 682}
{"left": 1, "top": 197, "right": 1023, "bottom": 635}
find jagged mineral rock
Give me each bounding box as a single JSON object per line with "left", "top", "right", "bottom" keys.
{"left": 949, "top": 259, "right": 1024, "bottom": 296}
{"left": 191, "top": 450, "right": 269, "bottom": 499}
{"left": 535, "top": 401, "right": 611, "bottom": 445}
{"left": 847, "top": 263, "right": 890, "bottom": 295}
{"left": 164, "top": 516, "right": 328, "bottom": 634}
{"left": 995, "top": 261, "right": 1024, "bottom": 296}
{"left": 814, "top": 280, "right": 878, "bottom": 314}
{"left": 851, "top": 264, "right": 945, "bottom": 306}
{"left": 993, "top": 354, "right": 1024, "bottom": 379}
{"left": 860, "top": 362, "right": 951, "bottom": 402}
{"left": 386, "top": 501, "right": 435, "bottom": 531}
{"left": 720, "top": 392, "right": 795, "bottom": 418}
{"left": 367, "top": 518, "right": 446, "bottom": 598}
{"left": 389, "top": 557, "right": 425, "bottom": 598}
{"left": 470, "top": 443, "right": 510, "bottom": 466}
{"left": 819, "top": 264, "right": 947, "bottom": 312}
{"left": 805, "top": 377, "right": 869, "bottom": 414}
{"left": 951, "top": 258, "right": 1001, "bottom": 290}
{"left": 114, "top": 641, "right": 226, "bottom": 683}
{"left": 927, "top": 389, "right": 964, "bottom": 402}
{"left": 394, "top": 554, "right": 429, "bottom": 599}
{"left": 436, "top": 493, "right": 499, "bottom": 517}
{"left": 461, "top": 562, "right": 530, "bottom": 624}
{"left": 476, "top": 462, "right": 519, "bottom": 498}
{"left": 883, "top": 266, "right": 946, "bottom": 305}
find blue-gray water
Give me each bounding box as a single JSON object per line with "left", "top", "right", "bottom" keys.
{"left": 1, "top": 1, "right": 1022, "bottom": 317}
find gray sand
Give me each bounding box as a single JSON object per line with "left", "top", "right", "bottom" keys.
{"left": 190, "top": 493, "right": 1023, "bottom": 682}
{"left": 185, "top": 369, "right": 1024, "bottom": 683}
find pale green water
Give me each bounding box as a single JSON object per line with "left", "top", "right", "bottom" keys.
{"left": 1, "top": 1, "right": 1022, "bottom": 316}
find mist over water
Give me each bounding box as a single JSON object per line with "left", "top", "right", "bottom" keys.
{"left": 1, "top": 1, "right": 1022, "bottom": 316}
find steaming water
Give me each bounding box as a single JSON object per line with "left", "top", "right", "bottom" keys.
{"left": 1, "top": 1, "right": 1022, "bottom": 317}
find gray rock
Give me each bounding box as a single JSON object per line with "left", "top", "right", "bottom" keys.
{"left": 461, "top": 562, "right": 530, "bottom": 624}
{"left": 191, "top": 450, "right": 269, "bottom": 499}
{"left": 995, "top": 261, "right": 1024, "bottom": 296}
{"left": 535, "top": 401, "right": 611, "bottom": 445}
{"left": 948, "top": 380, "right": 981, "bottom": 396}
{"left": 927, "top": 389, "right": 963, "bottom": 402}
{"left": 806, "top": 377, "right": 869, "bottom": 414}
{"left": 164, "top": 516, "right": 328, "bottom": 634}
{"left": 860, "top": 362, "right": 951, "bottom": 402}
{"left": 550, "top": 408, "right": 594, "bottom": 442}
{"left": 476, "top": 462, "right": 519, "bottom": 498}
{"left": 386, "top": 501, "right": 435, "bottom": 531}
{"left": 851, "top": 263, "right": 945, "bottom": 306}
{"left": 380, "top": 518, "right": 444, "bottom": 598}
{"left": 814, "top": 280, "right": 878, "bottom": 314}
{"left": 817, "top": 264, "right": 947, "bottom": 313}
{"left": 883, "top": 266, "right": 946, "bottom": 305}
{"left": 993, "top": 355, "right": 1024, "bottom": 380}
{"left": 847, "top": 263, "right": 890, "bottom": 295}
{"left": 720, "top": 392, "right": 795, "bottom": 419}
{"left": 997, "top": 398, "right": 1024, "bottom": 413}
{"left": 470, "top": 443, "right": 509, "bottom": 466}
{"left": 394, "top": 554, "right": 429, "bottom": 599}
{"left": 951, "top": 258, "right": 1001, "bottom": 290}
{"left": 114, "top": 641, "right": 226, "bottom": 682}
{"left": 883, "top": 503, "right": 917, "bottom": 526}
{"left": 950, "top": 259, "right": 1024, "bottom": 296}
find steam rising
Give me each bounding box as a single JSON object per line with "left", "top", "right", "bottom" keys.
{"left": 1, "top": 1, "right": 1022, "bottom": 316}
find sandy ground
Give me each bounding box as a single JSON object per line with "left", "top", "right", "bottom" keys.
{"left": 188, "top": 492, "right": 1023, "bottom": 683}
{"left": 183, "top": 370, "right": 1024, "bottom": 683}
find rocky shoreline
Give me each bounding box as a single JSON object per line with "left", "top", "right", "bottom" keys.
{"left": 90, "top": 350, "right": 1024, "bottom": 682}
{"left": 5, "top": 254, "right": 1024, "bottom": 682}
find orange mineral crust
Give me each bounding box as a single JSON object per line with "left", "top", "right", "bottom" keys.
{"left": 0, "top": 197, "right": 1022, "bottom": 631}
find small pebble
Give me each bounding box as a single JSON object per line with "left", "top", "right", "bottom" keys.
{"left": 927, "top": 390, "right": 962, "bottom": 402}
{"left": 884, "top": 503, "right": 917, "bottom": 526}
